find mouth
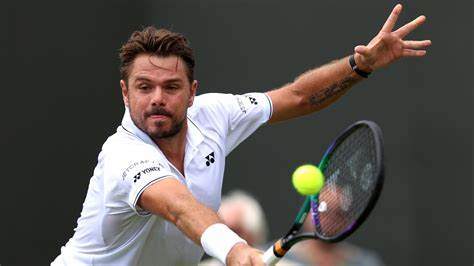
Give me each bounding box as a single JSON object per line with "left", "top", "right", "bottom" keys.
{"left": 149, "top": 114, "right": 170, "bottom": 121}
{"left": 146, "top": 108, "right": 173, "bottom": 123}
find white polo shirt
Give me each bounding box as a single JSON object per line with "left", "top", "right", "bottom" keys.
{"left": 52, "top": 92, "right": 273, "bottom": 266}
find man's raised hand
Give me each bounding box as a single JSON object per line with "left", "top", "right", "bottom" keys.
{"left": 354, "top": 4, "right": 432, "bottom": 72}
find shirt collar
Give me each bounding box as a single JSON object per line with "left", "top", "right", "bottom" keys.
{"left": 121, "top": 107, "right": 157, "bottom": 147}
{"left": 185, "top": 116, "right": 204, "bottom": 149}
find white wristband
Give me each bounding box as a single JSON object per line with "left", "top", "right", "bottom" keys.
{"left": 200, "top": 223, "right": 247, "bottom": 264}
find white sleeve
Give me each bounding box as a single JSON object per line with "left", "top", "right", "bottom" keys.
{"left": 191, "top": 92, "right": 273, "bottom": 155}
{"left": 224, "top": 92, "right": 273, "bottom": 154}
{"left": 103, "top": 144, "right": 176, "bottom": 216}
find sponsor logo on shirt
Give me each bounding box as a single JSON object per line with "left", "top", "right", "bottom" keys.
{"left": 132, "top": 166, "right": 161, "bottom": 183}
{"left": 246, "top": 96, "right": 258, "bottom": 105}
{"left": 122, "top": 160, "right": 164, "bottom": 180}
{"left": 205, "top": 152, "right": 215, "bottom": 166}
{"left": 236, "top": 96, "right": 247, "bottom": 114}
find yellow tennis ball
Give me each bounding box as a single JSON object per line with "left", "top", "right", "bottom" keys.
{"left": 292, "top": 164, "right": 325, "bottom": 196}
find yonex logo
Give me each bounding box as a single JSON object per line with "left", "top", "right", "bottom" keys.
{"left": 133, "top": 172, "right": 141, "bottom": 183}
{"left": 248, "top": 96, "right": 258, "bottom": 105}
{"left": 132, "top": 166, "right": 161, "bottom": 183}
{"left": 205, "top": 152, "right": 215, "bottom": 166}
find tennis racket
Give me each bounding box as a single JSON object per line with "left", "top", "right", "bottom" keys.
{"left": 263, "top": 120, "right": 385, "bottom": 265}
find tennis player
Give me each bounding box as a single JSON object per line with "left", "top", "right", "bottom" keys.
{"left": 52, "top": 4, "right": 430, "bottom": 265}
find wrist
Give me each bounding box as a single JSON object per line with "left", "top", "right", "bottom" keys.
{"left": 226, "top": 242, "right": 249, "bottom": 264}
{"left": 201, "top": 223, "right": 247, "bottom": 264}
{"left": 350, "top": 54, "right": 372, "bottom": 78}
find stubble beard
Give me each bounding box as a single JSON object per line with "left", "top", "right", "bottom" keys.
{"left": 149, "top": 116, "right": 186, "bottom": 139}
{"left": 130, "top": 109, "right": 186, "bottom": 140}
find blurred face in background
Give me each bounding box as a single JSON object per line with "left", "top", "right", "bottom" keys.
{"left": 219, "top": 203, "right": 257, "bottom": 246}
{"left": 120, "top": 54, "right": 197, "bottom": 140}
{"left": 313, "top": 185, "right": 352, "bottom": 237}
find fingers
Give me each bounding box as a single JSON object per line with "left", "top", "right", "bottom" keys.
{"left": 380, "top": 4, "right": 403, "bottom": 33}
{"left": 253, "top": 249, "right": 264, "bottom": 266}
{"left": 402, "top": 49, "right": 427, "bottom": 57}
{"left": 395, "top": 15, "right": 426, "bottom": 38}
{"left": 252, "top": 256, "right": 265, "bottom": 266}
{"left": 403, "top": 40, "right": 432, "bottom": 49}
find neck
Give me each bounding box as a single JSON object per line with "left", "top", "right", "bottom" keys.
{"left": 153, "top": 121, "right": 188, "bottom": 176}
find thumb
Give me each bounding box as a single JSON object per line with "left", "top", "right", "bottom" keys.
{"left": 354, "top": 45, "right": 370, "bottom": 56}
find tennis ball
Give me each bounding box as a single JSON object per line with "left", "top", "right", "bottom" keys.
{"left": 292, "top": 164, "right": 325, "bottom": 196}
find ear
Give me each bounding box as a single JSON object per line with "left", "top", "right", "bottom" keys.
{"left": 188, "top": 80, "right": 198, "bottom": 107}
{"left": 120, "top": 80, "right": 129, "bottom": 107}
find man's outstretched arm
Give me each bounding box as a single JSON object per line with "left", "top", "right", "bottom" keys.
{"left": 267, "top": 4, "right": 431, "bottom": 123}
{"left": 139, "top": 178, "right": 264, "bottom": 265}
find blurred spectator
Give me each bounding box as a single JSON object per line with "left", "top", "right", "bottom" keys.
{"left": 200, "top": 190, "right": 268, "bottom": 265}
{"left": 218, "top": 190, "right": 269, "bottom": 247}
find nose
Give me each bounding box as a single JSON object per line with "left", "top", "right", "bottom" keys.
{"left": 151, "top": 86, "right": 166, "bottom": 106}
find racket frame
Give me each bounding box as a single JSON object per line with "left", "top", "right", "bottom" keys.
{"left": 265, "top": 120, "right": 385, "bottom": 261}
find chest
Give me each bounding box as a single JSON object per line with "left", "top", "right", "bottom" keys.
{"left": 168, "top": 137, "right": 225, "bottom": 211}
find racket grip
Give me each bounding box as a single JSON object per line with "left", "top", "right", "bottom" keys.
{"left": 262, "top": 246, "right": 280, "bottom": 265}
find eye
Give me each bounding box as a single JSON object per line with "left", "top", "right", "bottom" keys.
{"left": 166, "top": 84, "right": 180, "bottom": 90}
{"left": 138, "top": 84, "right": 150, "bottom": 90}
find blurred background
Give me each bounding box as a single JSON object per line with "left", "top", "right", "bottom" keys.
{"left": 2, "top": 0, "right": 472, "bottom": 265}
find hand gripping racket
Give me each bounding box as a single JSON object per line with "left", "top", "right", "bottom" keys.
{"left": 263, "top": 120, "right": 385, "bottom": 265}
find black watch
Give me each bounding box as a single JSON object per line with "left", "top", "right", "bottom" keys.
{"left": 349, "top": 54, "right": 371, "bottom": 78}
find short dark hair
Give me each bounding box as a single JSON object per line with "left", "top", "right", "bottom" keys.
{"left": 119, "top": 26, "right": 195, "bottom": 83}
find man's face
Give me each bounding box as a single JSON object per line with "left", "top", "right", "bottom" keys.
{"left": 120, "top": 54, "right": 197, "bottom": 140}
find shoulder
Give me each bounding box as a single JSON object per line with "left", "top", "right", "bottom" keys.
{"left": 188, "top": 92, "right": 256, "bottom": 123}
{"left": 189, "top": 93, "right": 235, "bottom": 114}
{"left": 187, "top": 93, "right": 236, "bottom": 132}
{"left": 104, "top": 130, "right": 154, "bottom": 154}
{"left": 101, "top": 130, "right": 165, "bottom": 171}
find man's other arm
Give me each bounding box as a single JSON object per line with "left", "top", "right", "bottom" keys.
{"left": 267, "top": 4, "right": 431, "bottom": 123}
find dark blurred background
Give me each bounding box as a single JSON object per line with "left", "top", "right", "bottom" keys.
{"left": 2, "top": 0, "right": 472, "bottom": 265}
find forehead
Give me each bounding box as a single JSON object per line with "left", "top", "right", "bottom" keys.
{"left": 128, "top": 54, "right": 188, "bottom": 83}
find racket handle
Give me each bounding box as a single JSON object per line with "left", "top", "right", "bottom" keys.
{"left": 262, "top": 246, "right": 280, "bottom": 265}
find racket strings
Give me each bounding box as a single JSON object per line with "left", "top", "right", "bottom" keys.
{"left": 313, "top": 126, "right": 379, "bottom": 238}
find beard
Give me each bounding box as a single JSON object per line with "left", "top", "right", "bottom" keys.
{"left": 148, "top": 116, "right": 185, "bottom": 139}
{"left": 130, "top": 106, "right": 186, "bottom": 140}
